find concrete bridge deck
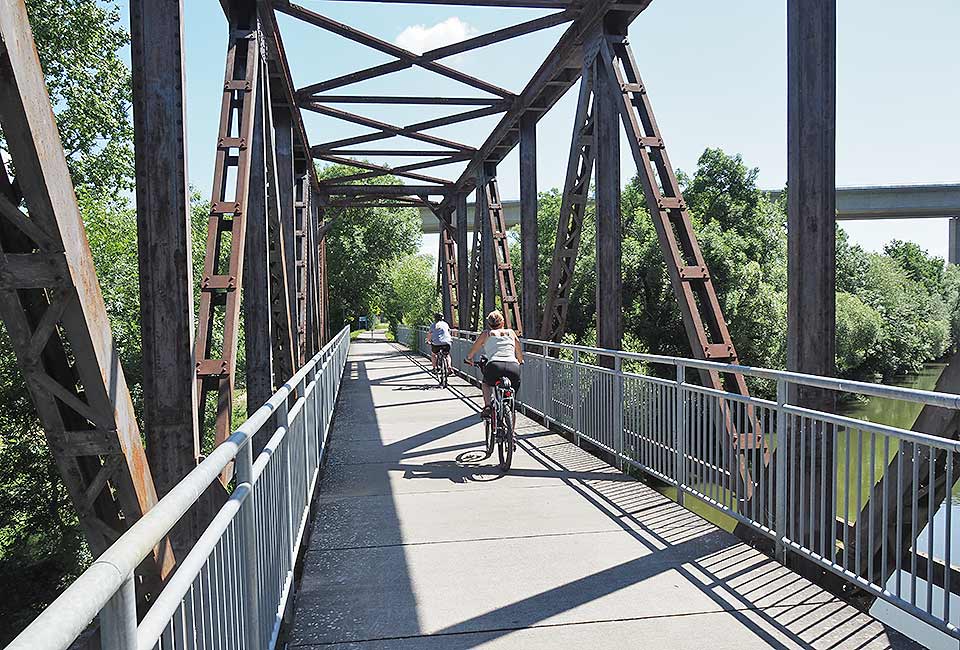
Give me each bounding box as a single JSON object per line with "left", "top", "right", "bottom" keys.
{"left": 285, "top": 332, "right": 916, "bottom": 649}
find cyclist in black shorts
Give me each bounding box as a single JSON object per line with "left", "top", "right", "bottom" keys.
{"left": 465, "top": 310, "right": 523, "bottom": 418}
{"left": 427, "top": 312, "right": 452, "bottom": 375}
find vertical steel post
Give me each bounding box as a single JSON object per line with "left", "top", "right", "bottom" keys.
{"left": 275, "top": 108, "right": 300, "bottom": 368}
{"left": 234, "top": 441, "right": 261, "bottom": 649}
{"left": 480, "top": 167, "right": 496, "bottom": 317}
{"left": 130, "top": 0, "right": 200, "bottom": 509}
{"left": 520, "top": 113, "right": 539, "bottom": 336}
{"left": 594, "top": 35, "right": 622, "bottom": 362}
{"left": 614, "top": 355, "right": 624, "bottom": 469}
{"left": 675, "top": 363, "right": 686, "bottom": 506}
{"left": 100, "top": 575, "right": 137, "bottom": 650}
{"left": 776, "top": 379, "right": 789, "bottom": 563}
{"left": 787, "top": 0, "right": 836, "bottom": 571}
{"left": 573, "top": 349, "right": 581, "bottom": 445}
{"left": 246, "top": 65, "right": 275, "bottom": 431}
{"left": 310, "top": 363, "right": 322, "bottom": 463}
{"left": 542, "top": 343, "right": 549, "bottom": 421}
{"left": 304, "top": 369, "right": 315, "bottom": 498}
{"left": 456, "top": 193, "right": 470, "bottom": 330}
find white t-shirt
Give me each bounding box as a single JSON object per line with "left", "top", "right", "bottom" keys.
{"left": 429, "top": 320, "right": 452, "bottom": 345}
{"left": 482, "top": 331, "right": 517, "bottom": 362}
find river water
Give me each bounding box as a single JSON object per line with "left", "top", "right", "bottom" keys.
{"left": 841, "top": 363, "right": 946, "bottom": 429}
{"left": 654, "top": 363, "right": 960, "bottom": 646}
{"left": 841, "top": 363, "right": 960, "bottom": 648}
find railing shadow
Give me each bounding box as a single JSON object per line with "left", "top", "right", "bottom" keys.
{"left": 289, "top": 333, "right": 915, "bottom": 649}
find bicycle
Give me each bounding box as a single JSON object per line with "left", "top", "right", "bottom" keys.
{"left": 468, "top": 357, "right": 515, "bottom": 470}
{"left": 435, "top": 347, "right": 450, "bottom": 388}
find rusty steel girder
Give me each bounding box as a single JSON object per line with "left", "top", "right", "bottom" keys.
{"left": 0, "top": 0, "right": 171, "bottom": 592}
{"left": 601, "top": 35, "right": 749, "bottom": 398}
{"left": 598, "top": 33, "right": 767, "bottom": 493}
{"left": 540, "top": 56, "right": 597, "bottom": 342}
{"left": 469, "top": 198, "right": 483, "bottom": 331}
{"left": 440, "top": 215, "right": 460, "bottom": 326}
{"left": 295, "top": 173, "right": 310, "bottom": 365}
{"left": 483, "top": 175, "right": 523, "bottom": 334}
{"left": 194, "top": 18, "right": 260, "bottom": 480}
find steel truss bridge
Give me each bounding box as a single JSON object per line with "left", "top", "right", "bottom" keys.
{"left": 1, "top": 0, "right": 959, "bottom": 648}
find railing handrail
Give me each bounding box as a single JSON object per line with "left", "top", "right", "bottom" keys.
{"left": 422, "top": 325, "right": 960, "bottom": 411}
{"left": 6, "top": 325, "right": 351, "bottom": 650}
{"left": 398, "top": 322, "right": 960, "bottom": 639}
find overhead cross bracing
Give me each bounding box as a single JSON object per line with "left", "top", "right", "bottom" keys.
{"left": 271, "top": 0, "right": 651, "bottom": 207}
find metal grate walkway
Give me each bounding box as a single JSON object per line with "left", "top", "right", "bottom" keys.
{"left": 285, "top": 332, "right": 915, "bottom": 649}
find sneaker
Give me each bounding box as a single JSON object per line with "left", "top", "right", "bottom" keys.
{"left": 481, "top": 406, "right": 492, "bottom": 419}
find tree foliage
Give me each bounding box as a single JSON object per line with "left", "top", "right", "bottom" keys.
{"left": 0, "top": 3, "right": 142, "bottom": 641}
{"left": 382, "top": 254, "right": 439, "bottom": 329}
{"left": 7, "top": 0, "right": 135, "bottom": 196}
{"left": 318, "top": 165, "right": 421, "bottom": 329}
{"left": 517, "top": 148, "right": 957, "bottom": 393}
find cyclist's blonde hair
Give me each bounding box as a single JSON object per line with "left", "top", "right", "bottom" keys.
{"left": 486, "top": 310, "right": 505, "bottom": 330}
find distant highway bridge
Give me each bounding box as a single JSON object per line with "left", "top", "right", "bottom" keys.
{"left": 420, "top": 183, "right": 960, "bottom": 262}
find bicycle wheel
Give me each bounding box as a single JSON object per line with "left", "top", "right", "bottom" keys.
{"left": 497, "top": 404, "right": 514, "bottom": 471}
{"left": 441, "top": 357, "right": 449, "bottom": 388}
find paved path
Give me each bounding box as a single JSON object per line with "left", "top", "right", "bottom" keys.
{"left": 286, "top": 332, "right": 916, "bottom": 649}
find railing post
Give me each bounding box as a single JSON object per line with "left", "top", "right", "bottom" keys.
{"left": 573, "top": 349, "right": 580, "bottom": 444}
{"left": 675, "top": 363, "right": 685, "bottom": 507}
{"left": 310, "top": 363, "right": 322, "bottom": 464}
{"left": 614, "top": 355, "right": 624, "bottom": 469}
{"left": 99, "top": 574, "right": 137, "bottom": 650}
{"left": 541, "top": 343, "right": 549, "bottom": 421}
{"left": 277, "top": 391, "right": 294, "bottom": 556}
{"left": 303, "top": 372, "right": 314, "bottom": 499}
{"left": 776, "top": 378, "right": 789, "bottom": 563}
{"left": 235, "top": 440, "right": 262, "bottom": 649}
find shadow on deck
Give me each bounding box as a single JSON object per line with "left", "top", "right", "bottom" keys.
{"left": 283, "top": 331, "right": 917, "bottom": 650}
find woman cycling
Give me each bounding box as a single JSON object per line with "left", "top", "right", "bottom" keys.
{"left": 466, "top": 310, "right": 523, "bottom": 418}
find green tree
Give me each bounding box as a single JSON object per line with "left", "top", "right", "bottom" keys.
{"left": 383, "top": 254, "right": 439, "bottom": 329}
{"left": 942, "top": 264, "right": 960, "bottom": 354}
{"left": 0, "top": 3, "right": 140, "bottom": 641}
{"left": 836, "top": 227, "right": 870, "bottom": 294}
{"left": 6, "top": 0, "right": 134, "bottom": 196}
{"left": 856, "top": 254, "right": 950, "bottom": 378}
{"left": 318, "top": 165, "right": 421, "bottom": 329}
{"left": 528, "top": 147, "right": 957, "bottom": 393}
{"left": 884, "top": 239, "right": 945, "bottom": 294}
{"left": 835, "top": 292, "right": 883, "bottom": 376}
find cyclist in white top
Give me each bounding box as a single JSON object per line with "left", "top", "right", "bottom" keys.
{"left": 427, "top": 312, "right": 453, "bottom": 374}
{"left": 466, "top": 310, "right": 523, "bottom": 418}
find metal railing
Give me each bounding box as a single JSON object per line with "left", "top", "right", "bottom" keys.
{"left": 7, "top": 326, "right": 351, "bottom": 650}
{"left": 398, "top": 324, "right": 960, "bottom": 638}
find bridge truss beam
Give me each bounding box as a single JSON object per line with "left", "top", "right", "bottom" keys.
{"left": 193, "top": 10, "right": 261, "bottom": 481}
{"left": 130, "top": 0, "right": 225, "bottom": 562}
{"left": 0, "top": 0, "right": 172, "bottom": 594}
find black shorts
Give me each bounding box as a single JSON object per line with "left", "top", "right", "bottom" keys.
{"left": 482, "top": 360, "right": 521, "bottom": 390}
{"left": 431, "top": 343, "right": 451, "bottom": 354}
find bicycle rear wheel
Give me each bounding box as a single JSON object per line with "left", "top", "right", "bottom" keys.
{"left": 497, "top": 405, "right": 514, "bottom": 471}
{"left": 441, "top": 357, "right": 448, "bottom": 388}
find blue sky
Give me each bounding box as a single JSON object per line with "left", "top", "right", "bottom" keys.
{"left": 120, "top": 0, "right": 958, "bottom": 260}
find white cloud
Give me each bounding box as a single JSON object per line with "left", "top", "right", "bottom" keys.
{"left": 395, "top": 17, "right": 478, "bottom": 55}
